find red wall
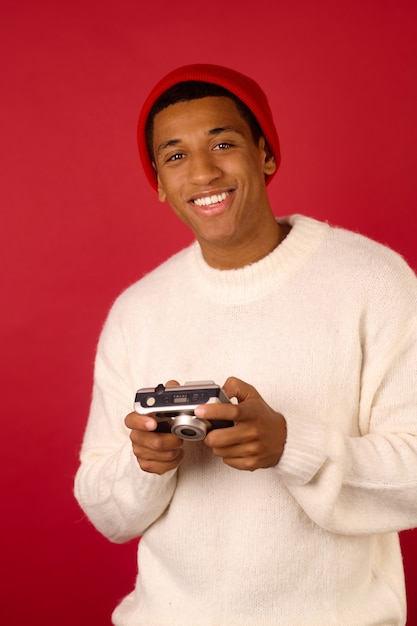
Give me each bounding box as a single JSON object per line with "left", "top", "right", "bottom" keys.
{"left": 2, "top": 1, "right": 416, "bottom": 623}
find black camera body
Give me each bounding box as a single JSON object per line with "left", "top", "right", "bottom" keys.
{"left": 134, "top": 381, "right": 232, "bottom": 441}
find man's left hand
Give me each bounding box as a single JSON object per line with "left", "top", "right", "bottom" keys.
{"left": 196, "top": 377, "right": 287, "bottom": 471}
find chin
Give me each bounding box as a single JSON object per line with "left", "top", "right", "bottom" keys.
{"left": 198, "top": 228, "right": 238, "bottom": 246}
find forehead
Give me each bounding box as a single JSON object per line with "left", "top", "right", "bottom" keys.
{"left": 152, "top": 96, "right": 250, "bottom": 142}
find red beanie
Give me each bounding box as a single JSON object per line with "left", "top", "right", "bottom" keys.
{"left": 137, "top": 64, "right": 280, "bottom": 190}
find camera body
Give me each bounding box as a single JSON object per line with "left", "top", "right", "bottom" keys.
{"left": 134, "top": 381, "right": 232, "bottom": 441}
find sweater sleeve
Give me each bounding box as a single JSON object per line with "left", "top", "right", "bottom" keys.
{"left": 74, "top": 301, "right": 178, "bottom": 543}
{"left": 276, "top": 283, "right": 417, "bottom": 536}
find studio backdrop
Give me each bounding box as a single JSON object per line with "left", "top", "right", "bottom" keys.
{"left": 1, "top": 0, "right": 416, "bottom": 623}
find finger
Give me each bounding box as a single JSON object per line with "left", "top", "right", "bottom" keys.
{"left": 194, "top": 401, "right": 238, "bottom": 422}
{"left": 133, "top": 442, "right": 183, "bottom": 463}
{"left": 130, "top": 432, "right": 184, "bottom": 469}
{"left": 125, "top": 411, "right": 157, "bottom": 431}
{"left": 222, "top": 455, "right": 262, "bottom": 472}
{"left": 131, "top": 429, "right": 184, "bottom": 451}
{"left": 207, "top": 435, "right": 263, "bottom": 470}
{"left": 209, "top": 439, "right": 281, "bottom": 471}
{"left": 222, "top": 376, "right": 259, "bottom": 403}
{"left": 195, "top": 393, "right": 259, "bottom": 424}
{"left": 204, "top": 423, "right": 243, "bottom": 448}
{"left": 138, "top": 449, "right": 185, "bottom": 475}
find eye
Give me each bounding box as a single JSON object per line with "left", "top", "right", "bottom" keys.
{"left": 167, "top": 153, "right": 184, "bottom": 162}
{"left": 214, "top": 142, "right": 232, "bottom": 151}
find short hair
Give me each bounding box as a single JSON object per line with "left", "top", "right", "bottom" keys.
{"left": 145, "top": 80, "right": 264, "bottom": 163}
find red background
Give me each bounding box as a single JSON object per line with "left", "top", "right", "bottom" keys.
{"left": 2, "top": 1, "right": 416, "bottom": 623}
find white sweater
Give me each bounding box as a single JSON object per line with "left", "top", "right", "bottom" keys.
{"left": 74, "top": 215, "right": 417, "bottom": 626}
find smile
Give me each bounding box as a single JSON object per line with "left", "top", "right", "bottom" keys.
{"left": 193, "top": 191, "right": 230, "bottom": 207}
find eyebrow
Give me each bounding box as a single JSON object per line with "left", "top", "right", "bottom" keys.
{"left": 156, "top": 138, "right": 181, "bottom": 155}
{"left": 156, "top": 126, "right": 243, "bottom": 156}
{"left": 208, "top": 125, "right": 241, "bottom": 136}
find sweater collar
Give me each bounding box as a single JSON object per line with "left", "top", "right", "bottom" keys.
{"left": 189, "top": 214, "right": 329, "bottom": 304}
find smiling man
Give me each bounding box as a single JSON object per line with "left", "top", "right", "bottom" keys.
{"left": 74, "top": 64, "right": 417, "bottom": 625}
{"left": 151, "top": 94, "right": 279, "bottom": 268}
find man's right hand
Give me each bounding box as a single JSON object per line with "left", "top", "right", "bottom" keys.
{"left": 125, "top": 381, "right": 185, "bottom": 476}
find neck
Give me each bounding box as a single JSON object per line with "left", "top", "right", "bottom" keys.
{"left": 200, "top": 219, "right": 290, "bottom": 270}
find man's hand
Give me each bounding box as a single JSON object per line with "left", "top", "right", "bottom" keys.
{"left": 125, "top": 380, "right": 185, "bottom": 475}
{"left": 196, "top": 377, "right": 287, "bottom": 471}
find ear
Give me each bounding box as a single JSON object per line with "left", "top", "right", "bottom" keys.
{"left": 153, "top": 163, "right": 167, "bottom": 202}
{"left": 259, "top": 137, "right": 277, "bottom": 176}
{"left": 157, "top": 178, "right": 167, "bottom": 202}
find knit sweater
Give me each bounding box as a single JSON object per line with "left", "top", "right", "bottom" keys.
{"left": 74, "top": 214, "right": 417, "bottom": 626}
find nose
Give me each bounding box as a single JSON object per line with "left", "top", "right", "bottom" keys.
{"left": 189, "top": 150, "right": 222, "bottom": 185}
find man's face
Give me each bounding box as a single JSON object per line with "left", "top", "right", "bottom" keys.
{"left": 152, "top": 96, "right": 277, "bottom": 269}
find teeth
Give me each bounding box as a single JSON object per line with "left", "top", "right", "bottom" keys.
{"left": 194, "top": 192, "right": 228, "bottom": 207}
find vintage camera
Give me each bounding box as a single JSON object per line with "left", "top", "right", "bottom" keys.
{"left": 134, "top": 381, "right": 232, "bottom": 441}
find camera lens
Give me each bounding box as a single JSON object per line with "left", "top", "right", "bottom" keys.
{"left": 172, "top": 414, "right": 207, "bottom": 441}
{"left": 180, "top": 428, "right": 198, "bottom": 438}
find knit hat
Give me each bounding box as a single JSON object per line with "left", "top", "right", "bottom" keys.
{"left": 137, "top": 63, "right": 280, "bottom": 190}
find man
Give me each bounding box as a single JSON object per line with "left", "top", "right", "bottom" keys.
{"left": 74, "top": 64, "right": 417, "bottom": 625}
